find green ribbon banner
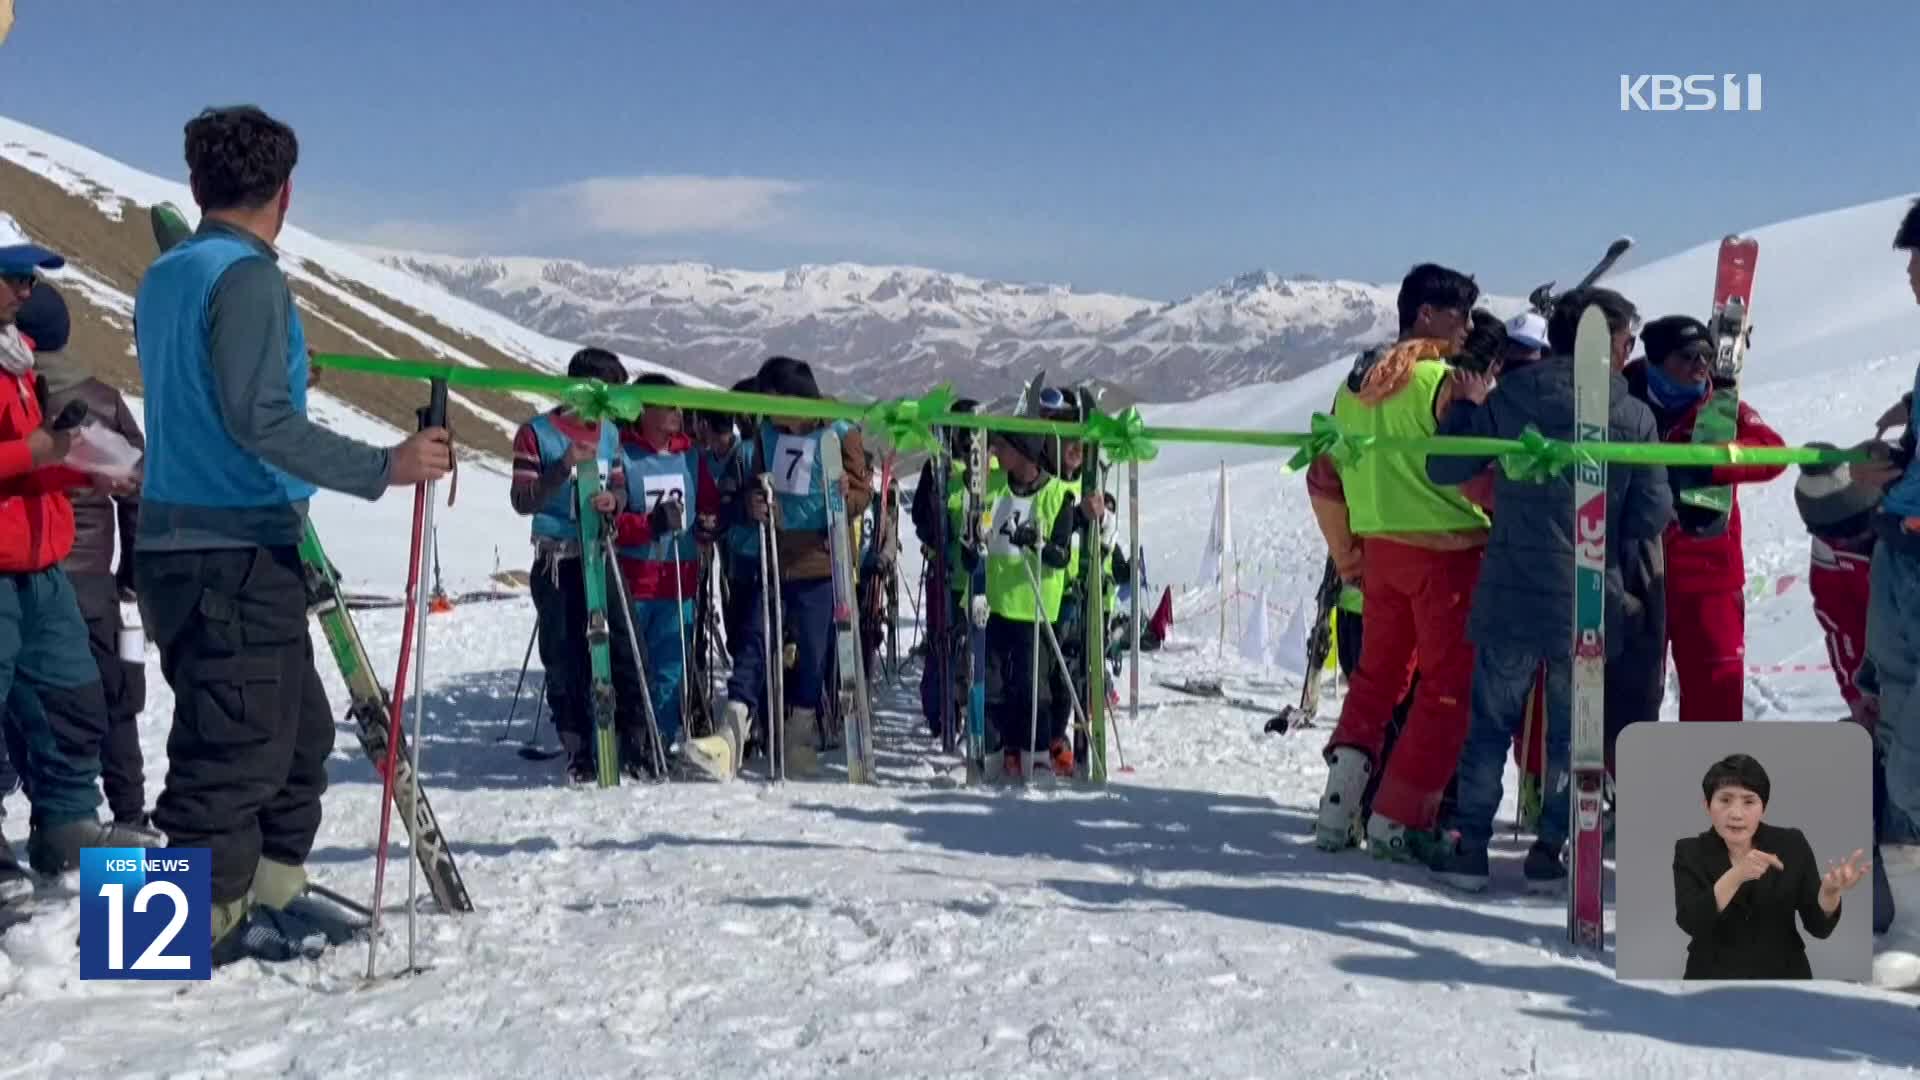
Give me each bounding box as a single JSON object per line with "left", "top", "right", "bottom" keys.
{"left": 312, "top": 352, "right": 1868, "bottom": 478}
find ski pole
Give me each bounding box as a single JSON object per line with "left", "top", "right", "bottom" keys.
{"left": 1020, "top": 557, "right": 1092, "bottom": 743}
{"left": 366, "top": 419, "right": 431, "bottom": 980}
{"left": 404, "top": 377, "right": 450, "bottom": 973}
{"left": 671, "top": 527, "right": 693, "bottom": 743}
{"left": 496, "top": 619, "right": 539, "bottom": 743}
{"left": 1128, "top": 460, "right": 1141, "bottom": 728}
{"left": 1027, "top": 552, "right": 1042, "bottom": 774}
{"left": 761, "top": 476, "right": 787, "bottom": 780}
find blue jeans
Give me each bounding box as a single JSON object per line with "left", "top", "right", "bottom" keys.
{"left": 631, "top": 598, "right": 694, "bottom": 747}
{"left": 781, "top": 578, "right": 836, "bottom": 713}
{"left": 0, "top": 568, "right": 107, "bottom": 827}
{"left": 1452, "top": 642, "right": 1572, "bottom": 852}
{"left": 1866, "top": 540, "right": 1920, "bottom": 840}
{"left": 722, "top": 555, "right": 767, "bottom": 723}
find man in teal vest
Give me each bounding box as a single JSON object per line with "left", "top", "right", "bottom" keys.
{"left": 510, "top": 347, "right": 628, "bottom": 783}
{"left": 134, "top": 105, "right": 451, "bottom": 965}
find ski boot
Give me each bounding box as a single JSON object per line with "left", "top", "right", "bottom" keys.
{"left": 0, "top": 835, "right": 33, "bottom": 907}
{"left": 1366, "top": 813, "right": 1449, "bottom": 868}
{"left": 1048, "top": 737, "right": 1074, "bottom": 777}
{"left": 1523, "top": 839, "right": 1567, "bottom": 894}
{"left": 252, "top": 857, "right": 363, "bottom": 947}
{"left": 784, "top": 708, "right": 820, "bottom": 779}
{"left": 1430, "top": 840, "right": 1492, "bottom": 893}
{"left": 683, "top": 701, "right": 750, "bottom": 782}
{"left": 27, "top": 816, "right": 164, "bottom": 877}
{"left": 1314, "top": 747, "right": 1371, "bottom": 852}
{"left": 210, "top": 900, "right": 331, "bottom": 967}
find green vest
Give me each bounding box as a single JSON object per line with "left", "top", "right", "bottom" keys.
{"left": 985, "top": 468, "right": 1070, "bottom": 623}
{"left": 1331, "top": 359, "right": 1489, "bottom": 536}
{"left": 944, "top": 458, "right": 971, "bottom": 594}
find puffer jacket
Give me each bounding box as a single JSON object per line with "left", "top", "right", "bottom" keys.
{"left": 1426, "top": 355, "right": 1674, "bottom": 654}
{"left": 45, "top": 375, "right": 141, "bottom": 582}
{"left": 0, "top": 340, "right": 90, "bottom": 573}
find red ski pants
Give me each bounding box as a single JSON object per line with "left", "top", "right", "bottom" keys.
{"left": 1327, "top": 539, "right": 1482, "bottom": 829}
{"left": 1666, "top": 588, "right": 1745, "bottom": 722}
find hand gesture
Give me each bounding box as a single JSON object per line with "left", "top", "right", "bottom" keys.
{"left": 26, "top": 427, "right": 73, "bottom": 467}
{"left": 1849, "top": 694, "right": 1880, "bottom": 734}
{"left": 1819, "top": 849, "right": 1869, "bottom": 899}
{"left": 1847, "top": 440, "right": 1902, "bottom": 498}
{"left": 90, "top": 474, "right": 138, "bottom": 498}
{"left": 1729, "top": 848, "right": 1785, "bottom": 884}
{"left": 1875, "top": 397, "right": 1910, "bottom": 440}
{"left": 1454, "top": 369, "right": 1495, "bottom": 405}
{"left": 565, "top": 440, "right": 598, "bottom": 468}
{"left": 590, "top": 490, "right": 617, "bottom": 514}
{"left": 389, "top": 428, "right": 453, "bottom": 487}
{"left": 747, "top": 488, "right": 770, "bottom": 523}
{"left": 1082, "top": 492, "right": 1108, "bottom": 523}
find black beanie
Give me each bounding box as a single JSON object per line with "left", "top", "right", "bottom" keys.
{"left": 756, "top": 355, "right": 821, "bottom": 400}
{"left": 1640, "top": 315, "right": 1711, "bottom": 364}
{"left": 1795, "top": 443, "right": 1881, "bottom": 539}
{"left": 15, "top": 280, "right": 71, "bottom": 353}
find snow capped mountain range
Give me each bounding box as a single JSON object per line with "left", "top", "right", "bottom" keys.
{"left": 370, "top": 249, "right": 1429, "bottom": 401}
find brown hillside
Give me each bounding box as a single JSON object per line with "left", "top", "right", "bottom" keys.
{"left": 0, "top": 155, "right": 569, "bottom": 460}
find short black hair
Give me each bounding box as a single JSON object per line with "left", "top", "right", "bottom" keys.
{"left": 567, "top": 347, "right": 627, "bottom": 383}
{"left": 1896, "top": 198, "right": 1920, "bottom": 251}
{"left": 1547, "top": 286, "right": 1638, "bottom": 355}
{"left": 184, "top": 106, "right": 299, "bottom": 213}
{"left": 756, "top": 355, "right": 822, "bottom": 400}
{"left": 634, "top": 373, "right": 677, "bottom": 389}
{"left": 1701, "top": 753, "right": 1770, "bottom": 806}
{"left": 1396, "top": 263, "right": 1480, "bottom": 333}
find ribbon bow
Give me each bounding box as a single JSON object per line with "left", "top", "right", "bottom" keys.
{"left": 1085, "top": 407, "right": 1158, "bottom": 463}
{"left": 861, "top": 385, "right": 955, "bottom": 455}
{"left": 561, "top": 380, "right": 644, "bottom": 424}
{"left": 1285, "top": 412, "right": 1371, "bottom": 472}
{"left": 1498, "top": 425, "right": 1582, "bottom": 483}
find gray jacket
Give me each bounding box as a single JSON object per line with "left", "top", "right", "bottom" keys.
{"left": 1426, "top": 356, "right": 1673, "bottom": 653}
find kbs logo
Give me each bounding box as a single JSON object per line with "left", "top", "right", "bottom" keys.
{"left": 1619, "top": 74, "right": 1763, "bottom": 112}
{"left": 79, "top": 847, "right": 212, "bottom": 980}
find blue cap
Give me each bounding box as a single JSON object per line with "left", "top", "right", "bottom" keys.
{"left": 0, "top": 244, "right": 66, "bottom": 276}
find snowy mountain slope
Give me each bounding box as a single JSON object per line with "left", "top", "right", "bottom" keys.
{"left": 373, "top": 249, "right": 1419, "bottom": 402}
{"left": 0, "top": 113, "right": 707, "bottom": 460}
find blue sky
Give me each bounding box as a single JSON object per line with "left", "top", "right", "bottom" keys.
{"left": 6, "top": 2, "right": 1918, "bottom": 299}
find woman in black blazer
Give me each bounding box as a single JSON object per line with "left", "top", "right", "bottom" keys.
{"left": 1672, "top": 754, "right": 1869, "bottom": 979}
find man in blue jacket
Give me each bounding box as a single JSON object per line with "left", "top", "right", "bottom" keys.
{"left": 134, "top": 106, "right": 451, "bottom": 964}
{"left": 1424, "top": 286, "right": 1673, "bottom": 892}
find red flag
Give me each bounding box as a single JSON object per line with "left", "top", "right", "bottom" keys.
{"left": 1147, "top": 586, "right": 1174, "bottom": 642}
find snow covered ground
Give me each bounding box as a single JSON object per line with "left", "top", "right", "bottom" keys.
{"left": 4, "top": 113, "right": 1920, "bottom": 1076}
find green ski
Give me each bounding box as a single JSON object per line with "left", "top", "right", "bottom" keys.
{"left": 576, "top": 452, "right": 622, "bottom": 787}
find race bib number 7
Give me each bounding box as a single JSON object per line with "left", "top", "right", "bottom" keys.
{"left": 642, "top": 473, "right": 687, "bottom": 514}
{"left": 770, "top": 436, "right": 817, "bottom": 497}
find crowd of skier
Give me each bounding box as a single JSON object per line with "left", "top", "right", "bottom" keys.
{"left": 0, "top": 99, "right": 1915, "bottom": 973}
{"left": 1297, "top": 219, "right": 1920, "bottom": 933}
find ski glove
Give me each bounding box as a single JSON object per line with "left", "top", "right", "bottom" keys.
{"left": 1011, "top": 521, "right": 1042, "bottom": 550}
{"left": 648, "top": 499, "right": 685, "bottom": 536}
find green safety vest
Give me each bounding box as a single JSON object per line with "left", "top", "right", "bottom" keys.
{"left": 1331, "top": 358, "right": 1489, "bottom": 536}
{"left": 984, "top": 468, "right": 1071, "bottom": 623}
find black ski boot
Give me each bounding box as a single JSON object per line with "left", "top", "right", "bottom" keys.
{"left": 27, "top": 816, "right": 164, "bottom": 877}
{"left": 211, "top": 903, "right": 331, "bottom": 967}
{"left": 0, "top": 835, "right": 33, "bottom": 907}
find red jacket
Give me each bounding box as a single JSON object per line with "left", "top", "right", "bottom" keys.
{"left": 613, "top": 430, "right": 719, "bottom": 602}
{"left": 1809, "top": 535, "right": 1872, "bottom": 706}
{"left": 1622, "top": 360, "right": 1786, "bottom": 594}
{"left": 0, "top": 365, "right": 91, "bottom": 573}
